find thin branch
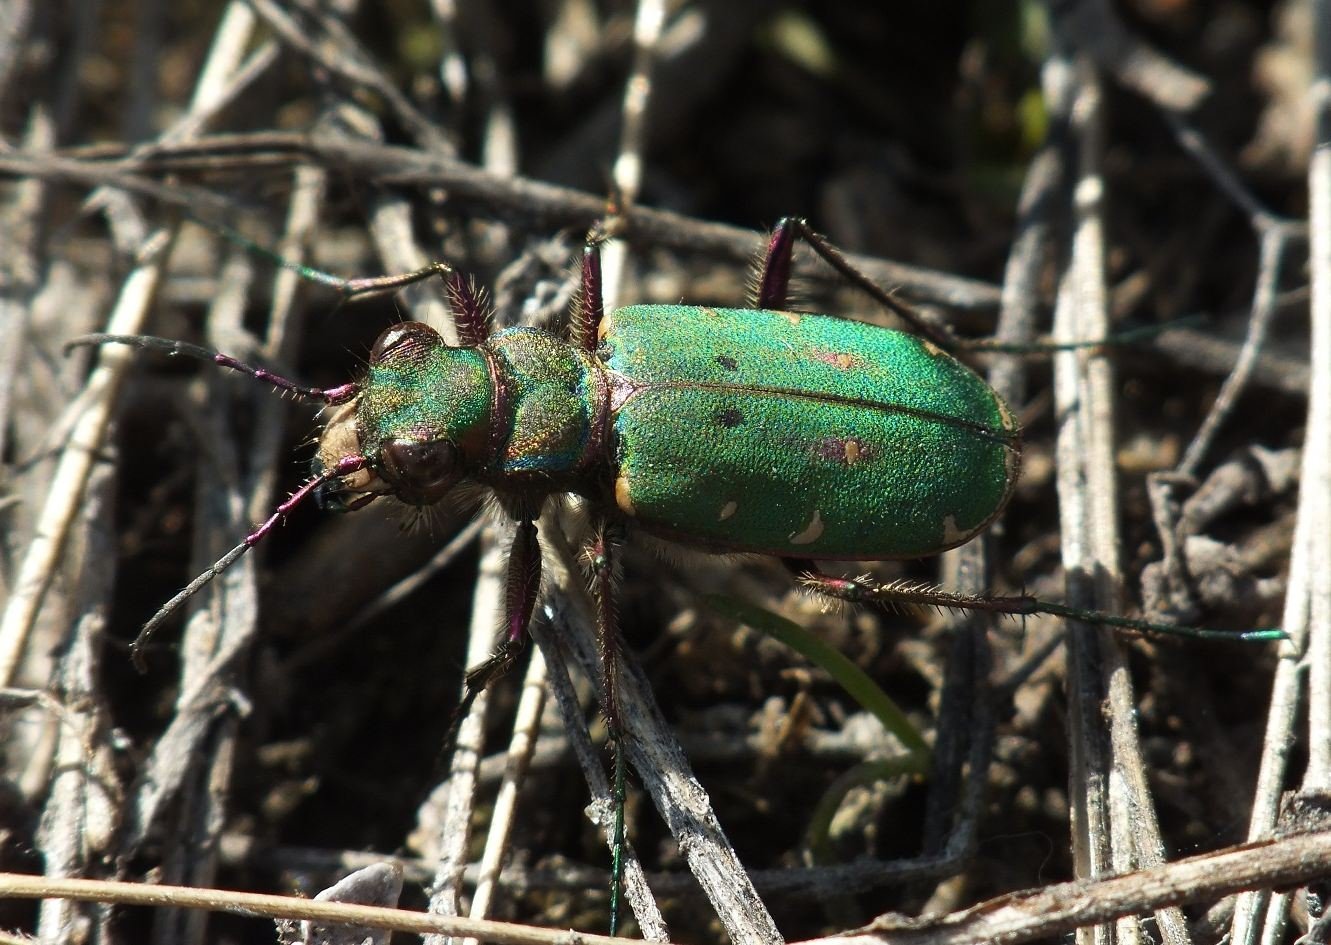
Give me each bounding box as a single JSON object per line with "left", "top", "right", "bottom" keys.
{"left": 3, "top": 830, "right": 1330, "bottom": 945}
{"left": 1231, "top": 7, "right": 1331, "bottom": 943}
{"left": 598, "top": 0, "right": 667, "bottom": 314}
{"left": 0, "top": 227, "right": 172, "bottom": 687}
{"left": 530, "top": 597, "right": 669, "bottom": 941}
{"left": 541, "top": 573, "right": 780, "bottom": 944}
{"left": 795, "top": 831, "right": 1331, "bottom": 945}
{"left": 423, "top": 527, "right": 506, "bottom": 936}
{"left": 464, "top": 650, "right": 548, "bottom": 940}
{"left": 0, "top": 872, "right": 623, "bottom": 945}
{"left": 0, "top": 139, "right": 1005, "bottom": 312}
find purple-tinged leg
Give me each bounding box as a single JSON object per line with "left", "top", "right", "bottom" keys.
{"left": 504, "top": 517, "right": 542, "bottom": 644}
{"left": 444, "top": 519, "right": 543, "bottom": 756}
{"left": 585, "top": 518, "right": 627, "bottom": 936}
{"left": 585, "top": 520, "right": 623, "bottom": 736}
{"left": 338, "top": 261, "right": 502, "bottom": 349}
{"left": 571, "top": 236, "right": 606, "bottom": 354}
{"left": 767, "top": 217, "right": 956, "bottom": 350}
{"left": 755, "top": 218, "right": 797, "bottom": 310}
{"left": 451, "top": 516, "right": 543, "bottom": 723}
{"left": 336, "top": 261, "right": 454, "bottom": 304}
{"left": 437, "top": 521, "right": 539, "bottom": 791}
{"left": 445, "top": 269, "right": 491, "bottom": 347}
{"left": 130, "top": 454, "right": 370, "bottom": 668}
{"left": 65, "top": 335, "right": 358, "bottom": 404}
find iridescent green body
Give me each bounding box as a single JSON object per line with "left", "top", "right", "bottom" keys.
{"left": 345, "top": 303, "right": 1020, "bottom": 561}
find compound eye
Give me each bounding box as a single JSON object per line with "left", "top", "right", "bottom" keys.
{"left": 379, "top": 437, "right": 459, "bottom": 504}
{"left": 370, "top": 322, "right": 444, "bottom": 365}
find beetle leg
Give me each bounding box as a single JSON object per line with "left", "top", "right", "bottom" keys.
{"left": 798, "top": 567, "right": 1280, "bottom": 642}
{"left": 754, "top": 218, "right": 798, "bottom": 309}
{"left": 799, "top": 566, "right": 1044, "bottom": 617}
{"left": 571, "top": 233, "right": 607, "bottom": 353}
{"left": 585, "top": 519, "right": 626, "bottom": 735}
{"left": 504, "top": 516, "right": 543, "bottom": 644}
{"left": 335, "top": 260, "right": 451, "bottom": 303}
{"left": 444, "top": 269, "right": 493, "bottom": 346}
{"left": 330, "top": 260, "right": 492, "bottom": 347}
{"left": 452, "top": 517, "right": 542, "bottom": 725}
{"left": 584, "top": 517, "right": 628, "bottom": 935}
{"left": 759, "top": 217, "right": 958, "bottom": 351}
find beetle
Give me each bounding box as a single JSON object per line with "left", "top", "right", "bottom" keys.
{"left": 77, "top": 216, "right": 1267, "bottom": 660}
{"left": 73, "top": 216, "right": 1278, "bottom": 932}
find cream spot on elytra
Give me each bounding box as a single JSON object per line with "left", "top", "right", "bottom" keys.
{"left": 789, "top": 509, "right": 825, "bottom": 546}
{"left": 995, "top": 394, "right": 1019, "bottom": 435}
{"left": 813, "top": 437, "right": 871, "bottom": 467}
{"left": 1005, "top": 442, "right": 1022, "bottom": 490}
{"left": 615, "top": 474, "right": 636, "bottom": 516}
{"left": 718, "top": 500, "right": 738, "bottom": 521}
{"left": 940, "top": 514, "right": 968, "bottom": 546}
{"left": 811, "top": 350, "right": 860, "bottom": 370}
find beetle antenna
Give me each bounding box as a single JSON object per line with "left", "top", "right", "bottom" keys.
{"left": 130, "top": 454, "right": 370, "bottom": 669}
{"left": 65, "top": 334, "right": 358, "bottom": 405}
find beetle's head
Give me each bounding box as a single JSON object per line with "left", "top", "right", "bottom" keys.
{"left": 315, "top": 321, "right": 492, "bottom": 511}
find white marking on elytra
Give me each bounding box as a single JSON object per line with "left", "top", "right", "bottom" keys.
{"left": 789, "top": 509, "right": 825, "bottom": 545}
{"left": 995, "top": 394, "right": 1018, "bottom": 434}
{"left": 940, "top": 513, "right": 967, "bottom": 546}
{"left": 1005, "top": 445, "right": 1022, "bottom": 489}
{"left": 615, "top": 474, "right": 636, "bottom": 516}
{"left": 718, "top": 500, "right": 738, "bottom": 521}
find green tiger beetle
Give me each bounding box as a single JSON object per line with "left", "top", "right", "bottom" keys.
{"left": 71, "top": 217, "right": 1281, "bottom": 933}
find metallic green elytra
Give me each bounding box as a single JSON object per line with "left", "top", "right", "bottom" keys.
{"left": 603, "top": 304, "right": 1020, "bottom": 558}
{"left": 321, "top": 303, "right": 1020, "bottom": 561}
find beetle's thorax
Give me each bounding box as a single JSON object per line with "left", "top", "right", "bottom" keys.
{"left": 477, "top": 327, "right": 610, "bottom": 488}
